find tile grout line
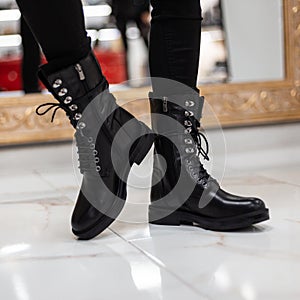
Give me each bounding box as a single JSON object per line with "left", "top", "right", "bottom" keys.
{"left": 256, "top": 174, "right": 300, "bottom": 188}
{"left": 33, "top": 169, "right": 79, "bottom": 201}
{"left": 109, "top": 227, "right": 212, "bottom": 300}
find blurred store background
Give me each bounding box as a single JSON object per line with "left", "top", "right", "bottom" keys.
{"left": 0, "top": 0, "right": 293, "bottom": 148}
{"left": 0, "top": 0, "right": 231, "bottom": 92}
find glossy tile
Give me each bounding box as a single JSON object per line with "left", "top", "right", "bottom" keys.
{"left": 222, "top": 123, "right": 300, "bottom": 172}
{"left": 0, "top": 173, "right": 59, "bottom": 203}
{"left": 0, "top": 204, "right": 204, "bottom": 300}
{"left": 257, "top": 165, "right": 300, "bottom": 187}
{"left": 0, "top": 247, "right": 204, "bottom": 300}
{"left": 127, "top": 224, "right": 300, "bottom": 300}
{"left": 111, "top": 182, "right": 300, "bottom": 299}
{"left": 34, "top": 168, "right": 78, "bottom": 188}
{"left": 0, "top": 123, "right": 300, "bottom": 299}
{"left": 0, "top": 143, "right": 73, "bottom": 175}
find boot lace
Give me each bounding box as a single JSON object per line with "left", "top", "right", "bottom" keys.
{"left": 36, "top": 103, "right": 100, "bottom": 174}
{"left": 75, "top": 130, "right": 101, "bottom": 174}
{"left": 36, "top": 102, "right": 82, "bottom": 124}
{"left": 184, "top": 113, "right": 210, "bottom": 184}
{"left": 36, "top": 103, "right": 63, "bottom": 122}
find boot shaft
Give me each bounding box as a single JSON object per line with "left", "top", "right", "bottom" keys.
{"left": 149, "top": 92, "right": 208, "bottom": 202}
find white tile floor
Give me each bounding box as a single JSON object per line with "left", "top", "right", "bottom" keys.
{"left": 0, "top": 122, "right": 299, "bottom": 300}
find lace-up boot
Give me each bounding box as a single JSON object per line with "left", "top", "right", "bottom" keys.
{"left": 149, "top": 92, "right": 269, "bottom": 231}
{"left": 37, "top": 52, "right": 156, "bottom": 239}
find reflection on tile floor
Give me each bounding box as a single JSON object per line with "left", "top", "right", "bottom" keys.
{"left": 0, "top": 123, "right": 299, "bottom": 299}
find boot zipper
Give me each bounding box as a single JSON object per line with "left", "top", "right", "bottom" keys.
{"left": 163, "top": 96, "right": 168, "bottom": 112}
{"left": 75, "top": 63, "right": 90, "bottom": 92}
{"left": 75, "top": 64, "right": 86, "bottom": 80}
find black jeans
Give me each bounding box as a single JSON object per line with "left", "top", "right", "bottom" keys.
{"left": 16, "top": 0, "right": 202, "bottom": 92}
{"left": 20, "top": 16, "right": 40, "bottom": 93}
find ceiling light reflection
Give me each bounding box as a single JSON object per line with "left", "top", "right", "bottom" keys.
{"left": 241, "top": 282, "right": 256, "bottom": 300}
{"left": 130, "top": 261, "right": 162, "bottom": 292}
{"left": 0, "top": 34, "right": 22, "bottom": 47}
{"left": 83, "top": 5, "right": 112, "bottom": 18}
{"left": 214, "top": 266, "right": 231, "bottom": 289}
{"left": 0, "top": 243, "right": 30, "bottom": 256}
{"left": 13, "top": 274, "right": 30, "bottom": 300}
{"left": 0, "top": 9, "right": 21, "bottom": 22}
{"left": 98, "top": 28, "right": 120, "bottom": 41}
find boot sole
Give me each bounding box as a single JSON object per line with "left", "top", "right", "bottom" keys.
{"left": 149, "top": 206, "right": 270, "bottom": 231}
{"left": 72, "top": 133, "right": 156, "bottom": 240}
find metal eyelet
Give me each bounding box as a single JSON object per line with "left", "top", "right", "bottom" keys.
{"left": 185, "top": 100, "right": 195, "bottom": 107}
{"left": 184, "top": 138, "right": 193, "bottom": 144}
{"left": 184, "top": 128, "right": 192, "bottom": 134}
{"left": 53, "top": 79, "right": 62, "bottom": 88}
{"left": 69, "top": 104, "right": 78, "bottom": 111}
{"left": 185, "top": 148, "right": 195, "bottom": 154}
{"left": 74, "top": 113, "right": 82, "bottom": 120}
{"left": 89, "top": 143, "right": 95, "bottom": 150}
{"left": 93, "top": 150, "right": 98, "bottom": 156}
{"left": 94, "top": 157, "right": 100, "bottom": 163}
{"left": 88, "top": 137, "right": 93, "bottom": 143}
{"left": 185, "top": 111, "right": 194, "bottom": 117}
{"left": 76, "top": 122, "right": 86, "bottom": 130}
{"left": 198, "top": 178, "right": 207, "bottom": 186}
{"left": 184, "top": 120, "right": 192, "bottom": 127}
{"left": 64, "top": 96, "right": 72, "bottom": 104}
{"left": 96, "top": 166, "right": 101, "bottom": 172}
{"left": 58, "top": 88, "right": 68, "bottom": 96}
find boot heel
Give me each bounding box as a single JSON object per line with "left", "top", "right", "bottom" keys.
{"left": 149, "top": 207, "right": 181, "bottom": 226}
{"left": 130, "top": 133, "right": 156, "bottom": 165}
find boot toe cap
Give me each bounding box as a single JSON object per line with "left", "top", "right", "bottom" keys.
{"left": 249, "top": 197, "right": 267, "bottom": 211}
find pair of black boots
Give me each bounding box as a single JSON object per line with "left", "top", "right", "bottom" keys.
{"left": 37, "top": 52, "right": 269, "bottom": 240}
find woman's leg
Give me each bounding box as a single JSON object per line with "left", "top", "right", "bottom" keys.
{"left": 16, "top": 0, "right": 91, "bottom": 73}
{"left": 149, "top": 0, "right": 202, "bottom": 93}
{"left": 20, "top": 16, "right": 41, "bottom": 93}
{"left": 15, "top": 0, "right": 156, "bottom": 240}
{"left": 148, "top": 0, "right": 270, "bottom": 231}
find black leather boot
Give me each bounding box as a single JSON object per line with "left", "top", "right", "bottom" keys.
{"left": 149, "top": 92, "right": 269, "bottom": 231}
{"left": 37, "top": 52, "right": 156, "bottom": 239}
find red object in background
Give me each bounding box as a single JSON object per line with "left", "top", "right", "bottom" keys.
{"left": 0, "top": 56, "right": 21, "bottom": 91}
{"left": 94, "top": 51, "right": 127, "bottom": 84}
{"left": 0, "top": 50, "right": 126, "bottom": 92}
